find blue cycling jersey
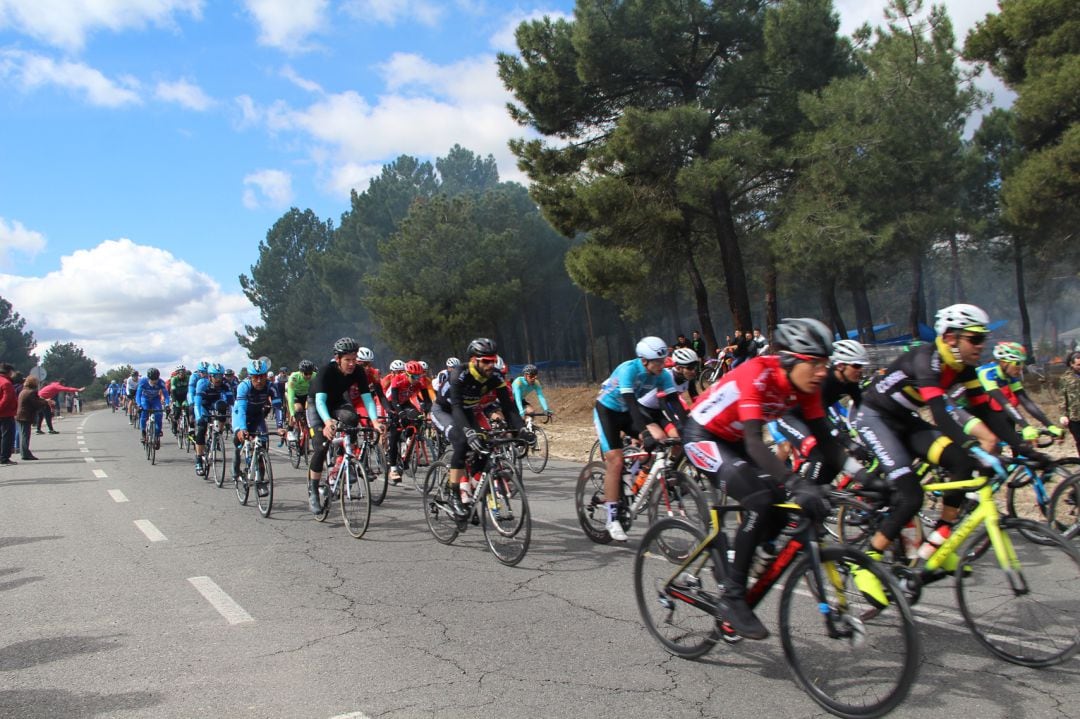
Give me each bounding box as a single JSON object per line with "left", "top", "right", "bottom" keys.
{"left": 596, "top": 358, "right": 676, "bottom": 413}
{"left": 511, "top": 375, "right": 549, "bottom": 414}
{"left": 232, "top": 378, "right": 270, "bottom": 433}
{"left": 194, "top": 376, "right": 233, "bottom": 422}
{"left": 135, "top": 378, "right": 169, "bottom": 408}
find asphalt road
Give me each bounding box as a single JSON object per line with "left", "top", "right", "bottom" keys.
{"left": 0, "top": 410, "right": 1077, "bottom": 718}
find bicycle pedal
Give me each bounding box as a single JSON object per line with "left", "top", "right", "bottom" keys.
{"left": 719, "top": 622, "right": 743, "bottom": 644}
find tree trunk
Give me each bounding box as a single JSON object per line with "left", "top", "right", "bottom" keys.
{"left": 764, "top": 254, "right": 779, "bottom": 334}
{"left": 949, "top": 234, "right": 965, "bottom": 302}
{"left": 583, "top": 291, "right": 598, "bottom": 382}
{"left": 849, "top": 267, "right": 876, "bottom": 343}
{"left": 819, "top": 275, "right": 846, "bottom": 338}
{"left": 684, "top": 251, "right": 719, "bottom": 355}
{"left": 908, "top": 250, "right": 925, "bottom": 338}
{"left": 1014, "top": 234, "right": 1034, "bottom": 362}
{"left": 710, "top": 190, "right": 754, "bottom": 331}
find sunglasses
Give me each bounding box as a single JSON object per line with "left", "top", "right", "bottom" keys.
{"left": 961, "top": 333, "right": 988, "bottom": 346}
{"left": 788, "top": 352, "right": 829, "bottom": 368}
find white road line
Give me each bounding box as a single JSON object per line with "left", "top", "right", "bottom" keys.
{"left": 187, "top": 577, "right": 254, "bottom": 624}
{"left": 84, "top": 456, "right": 96, "bottom": 463}
{"left": 329, "top": 713, "right": 374, "bottom": 719}
{"left": 77, "top": 439, "right": 85, "bottom": 444}
{"left": 108, "top": 490, "right": 129, "bottom": 503}
{"left": 80, "top": 448, "right": 89, "bottom": 453}
{"left": 134, "top": 519, "right": 167, "bottom": 542}
{"left": 92, "top": 469, "right": 108, "bottom": 478}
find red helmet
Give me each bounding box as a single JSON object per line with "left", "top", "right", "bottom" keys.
{"left": 405, "top": 360, "right": 424, "bottom": 376}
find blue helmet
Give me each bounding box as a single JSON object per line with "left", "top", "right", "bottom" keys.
{"left": 248, "top": 358, "right": 269, "bottom": 375}
{"left": 208, "top": 363, "right": 225, "bottom": 376}
{"left": 197, "top": 361, "right": 209, "bottom": 373}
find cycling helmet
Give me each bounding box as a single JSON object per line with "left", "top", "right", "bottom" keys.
{"left": 357, "top": 346, "right": 375, "bottom": 363}
{"left": 208, "top": 363, "right": 224, "bottom": 376}
{"left": 225, "top": 368, "right": 235, "bottom": 377}
{"left": 635, "top": 336, "right": 668, "bottom": 361}
{"left": 419, "top": 360, "right": 429, "bottom": 372}
{"left": 467, "top": 337, "right": 497, "bottom": 358}
{"left": 389, "top": 359, "right": 406, "bottom": 372}
{"left": 174, "top": 364, "right": 186, "bottom": 374}
{"left": 298, "top": 359, "right": 316, "bottom": 373}
{"left": 446, "top": 357, "right": 461, "bottom": 368}
{"left": 147, "top": 367, "right": 160, "bottom": 381}
{"left": 671, "top": 347, "right": 700, "bottom": 366}
{"left": 993, "top": 341, "right": 1027, "bottom": 364}
{"left": 196, "top": 361, "right": 209, "bottom": 373}
{"left": 933, "top": 303, "right": 990, "bottom": 336}
{"left": 494, "top": 356, "right": 506, "bottom": 372}
{"left": 333, "top": 336, "right": 360, "bottom": 355}
{"left": 405, "top": 360, "right": 424, "bottom": 375}
{"left": 523, "top": 364, "right": 538, "bottom": 376}
{"left": 830, "top": 339, "right": 870, "bottom": 366}
{"left": 130, "top": 370, "right": 139, "bottom": 377}
{"left": 248, "top": 358, "right": 269, "bottom": 375}
{"left": 773, "top": 318, "right": 833, "bottom": 357}
{"left": 278, "top": 366, "right": 287, "bottom": 373}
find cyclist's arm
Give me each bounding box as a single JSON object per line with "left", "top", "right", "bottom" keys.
{"left": 742, "top": 419, "right": 794, "bottom": 483}
{"left": 232, "top": 383, "right": 249, "bottom": 433}
{"left": 315, "top": 392, "right": 332, "bottom": 424}
{"left": 533, "top": 381, "right": 550, "bottom": 413}
{"left": 1015, "top": 387, "right": 1053, "bottom": 427}
{"left": 987, "top": 386, "right": 1026, "bottom": 425}
{"left": 512, "top": 378, "right": 527, "bottom": 415}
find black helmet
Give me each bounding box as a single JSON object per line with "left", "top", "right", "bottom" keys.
{"left": 298, "top": 359, "right": 316, "bottom": 373}
{"left": 523, "top": 364, "right": 538, "bottom": 375}
{"left": 333, "top": 337, "right": 360, "bottom": 355}
{"left": 147, "top": 367, "right": 160, "bottom": 381}
{"left": 467, "top": 337, "right": 497, "bottom": 357}
{"left": 773, "top": 318, "right": 833, "bottom": 357}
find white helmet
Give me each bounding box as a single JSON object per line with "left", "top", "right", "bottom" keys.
{"left": 934, "top": 303, "right": 989, "bottom": 336}
{"left": 357, "top": 346, "right": 375, "bottom": 363}
{"left": 635, "top": 336, "right": 668, "bottom": 361}
{"left": 389, "top": 359, "right": 406, "bottom": 372}
{"left": 419, "top": 360, "right": 429, "bottom": 372}
{"left": 993, "top": 341, "right": 1026, "bottom": 363}
{"left": 671, "top": 347, "right": 699, "bottom": 366}
{"left": 494, "top": 355, "right": 506, "bottom": 372}
{"left": 445, "top": 357, "right": 461, "bottom": 368}
{"left": 830, "top": 339, "right": 869, "bottom": 366}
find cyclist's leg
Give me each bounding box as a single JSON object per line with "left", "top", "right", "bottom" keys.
{"left": 306, "top": 418, "right": 330, "bottom": 513}
{"left": 851, "top": 406, "right": 923, "bottom": 553}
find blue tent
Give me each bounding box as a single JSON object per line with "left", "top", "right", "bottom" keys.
{"left": 837, "top": 323, "right": 894, "bottom": 340}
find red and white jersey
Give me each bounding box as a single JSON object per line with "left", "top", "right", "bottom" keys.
{"left": 688, "top": 355, "right": 824, "bottom": 442}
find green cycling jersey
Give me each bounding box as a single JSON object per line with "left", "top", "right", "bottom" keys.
{"left": 286, "top": 370, "right": 315, "bottom": 411}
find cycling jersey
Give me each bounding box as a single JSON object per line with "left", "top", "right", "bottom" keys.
{"left": 310, "top": 360, "right": 376, "bottom": 425}
{"left": 596, "top": 359, "right": 677, "bottom": 413}
{"left": 511, "top": 375, "right": 549, "bottom": 415}
{"left": 436, "top": 363, "right": 521, "bottom": 431}
{"left": 389, "top": 374, "right": 431, "bottom": 412}
{"left": 170, "top": 372, "right": 189, "bottom": 404}
{"left": 135, "top": 378, "right": 169, "bottom": 409}
{"left": 976, "top": 361, "right": 1053, "bottom": 428}
{"left": 194, "top": 377, "right": 233, "bottom": 423}
{"left": 286, "top": 371, "right": 314, "bottom": 410}
{"left": 232, "top": 378, "right": 271, "bottom": 434}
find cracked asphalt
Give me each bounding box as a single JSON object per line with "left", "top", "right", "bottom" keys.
{"left": 0, "top": 411, "right": 1077, "bottom": 718}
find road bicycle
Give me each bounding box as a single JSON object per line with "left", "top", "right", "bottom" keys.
{"left": 234, "top": 432, "right": 274, "bottom": 518}
{"left": 313, "top": 419, "right": 372, "bottom": 539}
{"left": 287, "top": 413, "right": 310, "bottom": 469}
{"left": 175, "top": 408, "right": 191, "bottom": 451}
{"left": 519, "top": 410, "right": 551, "bottom": 474}
{"left": 886, "top": 455, "right": 1080, "bottom": 667}
{"left": 206, "top": 413, "right": 230, "bottom": 487}
{"left": 141, "top": 408, "right": 159, "bottom": 465}
{"left": 422, "top": 434, "right": 531, "bottom": 566}
{"left": 576, "top": 438, "right": 708, "bottom": 544}
{"left": 634, "top": 491, "right": 919, "bottom": 719}
{"left": 1047, "top": 469, "right": 1080, "bottom": 541}
{"left": 391, "top": 408, "right": 436, "bottom": 491}
{"left": 357, "top": 422, "right": 388, "bottom": 506}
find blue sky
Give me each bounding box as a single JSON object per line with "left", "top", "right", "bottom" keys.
{"left": 0, "top": 0, "right": 1008, "bottom": 373}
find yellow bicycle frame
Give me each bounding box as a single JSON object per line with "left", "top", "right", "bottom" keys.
{"left": 920, "top": 476, "right": 1019, "bottom": 575}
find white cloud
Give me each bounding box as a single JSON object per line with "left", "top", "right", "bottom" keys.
{"left": 242, "top": 169, "right": 294, "bottom": 209}
{"left": 280, "top": 64, "right": 324, "bottom": 94}
{"left": 244, "top": 0, "right": 328, "bottom": 52}
{"left": 490, "top": 8, "right": 572, "bottom": 53}
{"left": 155, "top": 77, "right": 213, "bottom": 110}
{"left": 0, "top": 217, "right": 46, "bottom": 262}
{"left": 0, "top": 238, "right": 256, "bottom": 371}
{"left": 0, "top": 0, "right": 202, "bottom": 51}
{"left": 327, "top": 162, "right": 384, "bottom": 197}
{"left": 342, "top": 0, "right": 444, "bottom": 27}
{"left": 0, "top": 49, "right": 141, "bottom": 107}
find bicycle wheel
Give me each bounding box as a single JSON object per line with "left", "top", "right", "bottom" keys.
{"left": 525, "top": 427, "right": 549, "bottom": 474}
{"left": 235, "top": 459, "right": 250, "bottom": 505}
{"left": 575, "top": 461, "right": 615, "bottom": 544}
{"left": 148, "top": 419, "right": 156, "bottom": 465}
{"left": 835, "top": 501, "right": 923, "bottom": 568}
{"left": 176, "top": 417, "right": 185, "bottom": 449}
{"left": 633, "top": 517, "right": 723, "bottom": 659}
{"left": 588, "top": 439, "right": 602, "bottom": 465}
{"left": 255, "top": 452, "right": 274, "bottom": 518}
{"left": 422, "top": 461, "right": 460, "bottom": 545}
{"left": 313, "top": 468, "right": 331, "bottom": 522}
{"left": 481, "top": 463, "right": 531, "bottom": 566}
{"left": 367, "top": 442, "right": 389, "bottom": 506}
{"left": 290, "top": 434, "right": 302, "bottom": 469}
{"left": 644, "top": 469, "right": 709, "bottom": 532}
{"left": 780, "top": 545, "right": 919, "bottom": 719}
{"left": 1007, "top": 461, "right": 1079, "bottom": 544}
{"left": 955, "top": 517, "right": 1080, "bottom": 667}
{"left": 210, "top": 434, "right": 224, "bottom": 487}
{"left": 341, "top": 460, "right": 371, "bottom": 539}
{"left": 1047, "top": 471, "right": 1080, "bottom": 541}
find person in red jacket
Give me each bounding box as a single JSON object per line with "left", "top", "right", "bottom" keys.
{"left": 37, "top": 379, "right": 84, "bottom": 434}
{"left": 0, "top": 363, "right": 17, "bottom": 465}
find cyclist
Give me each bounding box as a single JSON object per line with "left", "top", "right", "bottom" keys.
{"left": 124, "top": 371, "right": 140, "bottom": 413}
{"left": 105, "top": 379, "right": 121, "bottom": 410}
{"left": 386, "top": 360, "right": 433, "bottom": 483}
{"left": 186, "top": 362, "right": 208, "bottom": 430}
{"left": 433, "top": 357, "right": 460, "bottom": 395}
{"left": 286, "top": 360, "right": 316, "bottom": 431}
{"left": 594, "top": 336, "right": 684, "bottom": 542}
{"left": 352, "top": 346, "right": 391, "bottom": 428}
{"left": 305, "top": 338, "right": 382, "bottom": 515}
{"left": 271, "top": 366, "right": 289, "bottom": 442}
{"left": 511, "top": 364, "right": 553, "bottom": 419}
{"left": 193, "top": 363, "right": 233, "bottom": 476}
{"left": 224, "top": 369, "right": 239, "bottom": 394}
{"left": 135, "top": 368, "right": 170, "bottom": 449}
{"left": 168, "top": 365, "right": 189, "bottom": 434}
{"left": 431, "top": 338, "right": 527, "bottom": 515}
{"left": 381, "top": 359, "right": 406, "bottom": 395}
{"left": 232, "top": 359, "right": 273, "bottom": 496}
{"left": 636, "top": 347, "right": 700, "bottom": 442}
{"left": 850, "top": 304, "right": 1043, "bottom": 574}
{"left": 682, "top": 319, "right": 867, "bottom": 639}
{"left": 975, "top": 341, "right": 1064, "bottom": 442}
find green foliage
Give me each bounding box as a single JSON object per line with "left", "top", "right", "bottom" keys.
{"left": 41, "top": 342, "right": 96, "bottom": 388}
{"left": 0, "top": 296, "right": 38, "bottom": 373}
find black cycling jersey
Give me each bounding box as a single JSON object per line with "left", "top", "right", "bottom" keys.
{"left": 436, "top": 363, "right": 522, "bottom": 431}
{"left": 309, "top": 360, "right": 372, "bottom": 424}
{"left": 822, "top": 370, "right": 861, "bottom": 410}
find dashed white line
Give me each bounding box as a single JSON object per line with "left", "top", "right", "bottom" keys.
{"left": 92, "top": 469, "right": 107, "bottom": 478}
{"left": 329, "top": 713, "right": 373, "bottom": 719}
{"left": 84, "top": 456, "right": 96, "bottom": 463}
{"left": 187, "top": 577, "right": 254, "bottom": 624}
{"left": 80, "top": 448, "right": 89, "bottom": 453}
{"left": 134, "top": 519, "right": 167, "bottom": 542}
{"left": 108, "top": 490, "right": 129, "bottom": 503}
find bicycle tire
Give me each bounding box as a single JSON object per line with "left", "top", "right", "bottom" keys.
{"left": 481, "top": 463, "right": 531, "bottom": 566}
{"left": 835, "top": 499, "right": 923, "bottom": 568}
{"left": 1007, "top": 459, "right": 1080, "bottom": 544}
{"left": 211, "top": 433, "right": 225, "bottom": 488}
{"left": 149, "top": 418, "right": 156, "bottom": 465}
{"left": 367, "top": 441, "right": 389, "bottom": 506}
{"left": 290, "top": 435, "right": 302, "bottom": 469}
{"left": 341, "top": 460, "right": 371, "bottom": 539}
{"left": 255, "top": 451, "right": 274, "bottom": 518}
{"left": 235, "top": 457, "right": 250, "bottom": 505}
{"left": 575, "top": 461, "right": 615, "bottom": 544}
{"left": 633, "top": 517, "right": 723, "bottom": 659}
{"left": 644, "top": 469, "right": 709, "bottom": 533}
{"left": 176, "top": 417, "right": 185, "bottom": 450}
{"left": 956, "top": 517, "right": 1080, "bottom": 667}
{"left": 780, "top": 545, "right": 920, "bottom": 719}
{"left": 314, "top": 467, "right": 332, "bottom": 522}
{"left": 1046, "top": 471, "right": 1080, "bottom": 541}
{"left": 422, "top": 461, "right": 459, "bottom": 545}
{"left": 525, "top": 427, "right": 549, "bottom": 474}
{"left": 588, "top": 439, "right": 602, "bottom": 466}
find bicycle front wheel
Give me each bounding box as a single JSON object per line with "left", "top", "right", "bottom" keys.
{"left": 341, "top": 460, "right": 371, "bottom": 539}
{"left": 956, "top": 518, "right": 1080, "bottom": 667}
{"left": 422, "top": 461, "right": 460, "bottom": 545}
{"left": 1047, "top": 471, "right": 1080, "bottom": 541}
{"left": 211, "top": 435, "right": 226, "bottom": 488}
{"left": 235, "top": 465, "right": 250, "bottom": 505}
{"left": 633, "top": 517, "right": 723, "bottom": 659}
{"left": 575, "top": 461, "right": 616, "bottom": 544}
{"left": 525, "top": 427, "right": 549, "bottom": 474}
{"left": 148, "top": 421, "right": 157, "bottom": 465}
{"left": 368, "top": 444, "right": 389, "bottom": 506}
{"left": 645, "top": 470, "right": 709, "bottom": 532}
{"left": 481, "top": 464, "right": 531, "bottom": 566}
{"left": 255, "top": 452, "right": 274, "bottom": 518}
{"left": 780, "top": 545, "right": 920, "bottom": 719}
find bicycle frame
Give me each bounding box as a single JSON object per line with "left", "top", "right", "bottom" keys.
{"left": 920, "top": 476, "right": 1018, "bottom": 578}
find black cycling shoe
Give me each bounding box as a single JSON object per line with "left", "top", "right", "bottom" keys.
{"left": 716, "top": 595, "right": 769, "bottom": 640}
{"left": 307, "top": 481, "right": 323, "bottom": 514}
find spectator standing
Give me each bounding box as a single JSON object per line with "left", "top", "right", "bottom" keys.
{"left": 751, "top": 328, "right": 768, "bottom": 356}
{"left": 1060, "top": 351, "right": 1080, "bottom": 453}
{"left": 16, "top": 376, "right": 46, "bottom": 460}
{"left": 0, "top": 363, "right": 17, "bottom": 465}
{"left": 691, "top": 331, "right": 706, "bottom": 359}
{"left": 37, "top": 379, "right": 82, "bottom": 434}
{"left": 673, "top": 333, "right": 690, "bottom": 350}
